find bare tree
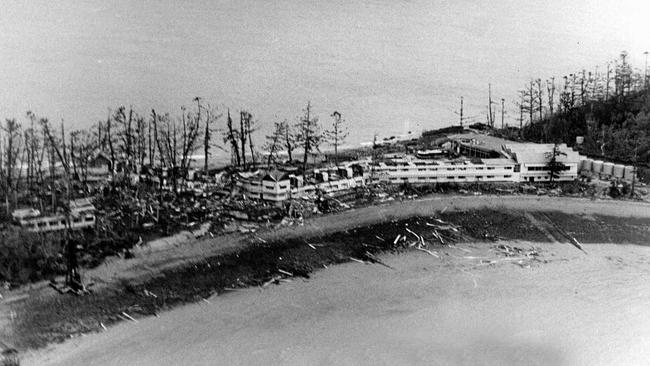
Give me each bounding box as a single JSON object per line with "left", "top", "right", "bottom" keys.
{"left": 546, "top": 77, "right": 556, "bottom": 116}
{"left": 264, "top": 121, "right": 287, "bottom": 166}
{"left": 283, "top": 119, "right": 294, "bottom": 162}
{"left": 223, "top": 109, "right": 241, "bottom": 167}
{"left": 239, "top": 111, "right": 247, "bottom": 167}
{"left": 324, "top": 111, "right": 349, "bottom": 165}
{"left": 295, "top": 101, "right": 322, "bottom": 177}
{"left": 2, "top": 119, "right": 23, "bottom": 211}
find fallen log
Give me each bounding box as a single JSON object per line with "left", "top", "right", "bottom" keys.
{"left": 416, "top": 247, "right": 439, "bottom": 258}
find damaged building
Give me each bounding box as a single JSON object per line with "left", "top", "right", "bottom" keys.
{"left": 372, "top": 133, "right": 582, "bottom": 184}
{"left": 235, "top": 162, "right": 368, "bottom": 203}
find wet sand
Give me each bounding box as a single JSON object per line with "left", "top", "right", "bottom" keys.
{"left": 24, "top": 240, "right": 650, "bottom": 366}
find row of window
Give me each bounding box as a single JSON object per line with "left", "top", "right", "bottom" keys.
{"left": 385, "top": 165, "right": 509, "bottom": 172}
{"left": 527, "top": 166, "right": 571, "bottom": 171}
{"left": 24, "top": 216, "right": 95, "bottom": 230}
{"left": 383, "top": 175, "right": 513, "bottom": 182}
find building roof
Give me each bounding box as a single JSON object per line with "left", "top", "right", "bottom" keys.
{"left": 69, "top": 198, "right": 95, "bottom": 212}
{"left": 12, "top": 208, "right": 41, "bottom": 220}
{"left": 449, "top": 133, "right": 581, "bottom": 165}
{"left": 505, "top": 143, "right": 581, "bottom": 165}
{"left": 262, "top": 170, "right": 289, "bottom": 182}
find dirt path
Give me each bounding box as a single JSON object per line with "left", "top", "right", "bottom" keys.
{"left": 82, "top": 195, "right": 650, "bottom": 286}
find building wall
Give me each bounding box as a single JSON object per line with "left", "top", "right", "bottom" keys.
{"left": 238, "top": 174, "right": 367, "bottom": 202}
{"left": 371, "top": 160, "right": 519, "bottom": 184}
{"left": 519, "top": 163, "right": 578, "bottom": 182}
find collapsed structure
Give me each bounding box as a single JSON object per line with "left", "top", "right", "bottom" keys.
{"left": 12, "top": 198, "right": 96, "bottom": 232}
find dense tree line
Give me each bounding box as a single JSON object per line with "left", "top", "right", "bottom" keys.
{"left": 507, "top": 51, "right": 649, "bottom": 165}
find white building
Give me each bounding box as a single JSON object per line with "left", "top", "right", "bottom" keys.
{"left": 371, "top": 157, "right": 518, "bottom": 184}
{"left": 372, "top": 135, "right": 581, "bottom": 184}
{"left": 14, "top": 198, "right": 97, "bottom": 232}
{"left": 504, "top": 143, "right": 580, "bottom": 183}
{"left": 236, "top": 162, "right": 369, "bottom": 203}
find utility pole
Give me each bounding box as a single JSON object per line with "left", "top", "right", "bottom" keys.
{"left": 605, "top": 63, "right": 611, "bottom": 102}
{"left": 643, "top": 51, "right": 648, "bottom": 101}
{"left": 631, "top": 137, "right": 638, "bottom": 197}
{"left": 459, "top": 96, "right": 464, "bottom": 127}
{"left": 488, "top": 84, "right": 494, "bottom": 128}
{"left": 501, "top": 98, "right": 505, "bottom": 129}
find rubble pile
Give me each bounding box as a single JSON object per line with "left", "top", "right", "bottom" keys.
{"left": 491, "top": 244, "right": 544, "bottom": 268}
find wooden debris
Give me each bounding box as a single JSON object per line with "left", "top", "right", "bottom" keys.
{"left": 375, "top": 235, "right": 385, "bottom": 242}
{"left": 404, "top": 227, "right": 420, "bottom": 240}
{"left": 363, "top": 251, "right": 394, "bottom": 269}
{"left": 349, "top": 257, "right": 367, "bottom": 264}
{"left": 262, "top": 276, "right": 282, "bottom": 288}
{"left": 416, "top": 247, "right": 439, "bottom": 258}
{"left": 121, "top": 312, "right": 137, "bottom": 323}
{"left": 278, "top": 269, "right": 294, "bottom": 277}
{"left": 393, "top": 234, "right": 401, "bottom": 244}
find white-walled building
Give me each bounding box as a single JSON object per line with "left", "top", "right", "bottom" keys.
{"left": 504, "top": 143, "right": 580, "bottom": 183}
{"left": 236, "top": 162, "right": 369, "bottom": 203}
{"left": 372, "top": 134, "right": 582, "bottom": 184}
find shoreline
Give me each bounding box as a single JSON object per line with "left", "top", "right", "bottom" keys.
{"left": 24, "top": 240, "right": 650, "bottom": 366}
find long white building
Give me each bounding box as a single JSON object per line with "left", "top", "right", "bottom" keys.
{"left": 372, "top": 135, "right": 581, "bottom": 184}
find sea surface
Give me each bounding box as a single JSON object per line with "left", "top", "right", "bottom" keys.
{"left": 0, "top": 0, "right": 648, "bottom": 163}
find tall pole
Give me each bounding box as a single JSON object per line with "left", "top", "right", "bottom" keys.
{"left": 643, "top": 51, "right": 648, "bottom": 101}
{"left": 501, "top": 98, "right": 505, "bottom": 129}
{"left": 631, "top": 137, "right": 638, "bottom": 197}
{"left": 460, "top": 96, "right": 464, "bottom": 127}
{"left": 488, "top": 84, "right": 493, "bottom": 128}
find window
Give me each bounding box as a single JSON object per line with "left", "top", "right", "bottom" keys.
{"left": 418, "top": 168, "right": 426, "bottom": 171}
{"left": 487, "top": 167, "right": 495, "bottom": 170}
{"left": 476, "top": 176, "right": 483, "bottom": 179}
{"left": 504, "top": 175, "right": 512, "bottom": 178}
{"left": 447, "top": 176, "right": 454, "bottom": 179}
{"left": 85, "top": 215, "right": 94, "bottom": 222}
{"left": 476, "top": 167, "right": 484, "bottom": 170}
{"left": 457, "top": 176, "right": 465, "bottom": 179}
{"left": 418, "top": 177, "right": 427, "bottom": 180}
{"left": 505, "top": 166, "right": 512, "bottom": 170}
{"left": 514, "top": 164, "right": 521, "bottom": 172}
{"left": 37, "top": 222, "right": 47, "bottom": 228}
{"left": 447, "top": 168, "right": 454, "bottom": 171}
{"left": 487, "top": 175, "right": 495, "bottom": 178}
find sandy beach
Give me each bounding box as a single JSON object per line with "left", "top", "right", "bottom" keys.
{"left": 24, "top": 238, "right": 650, "bottom": 366}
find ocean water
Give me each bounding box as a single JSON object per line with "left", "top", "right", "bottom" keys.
{"left": 0, "top": 0, "right": 648, "bottom": 163}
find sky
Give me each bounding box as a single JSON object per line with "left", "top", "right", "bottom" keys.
{"left": 0, "top": 0, "right": 648, "bottom": 148}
